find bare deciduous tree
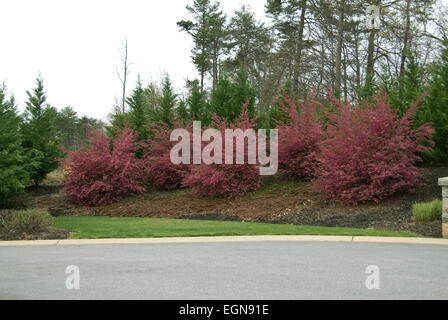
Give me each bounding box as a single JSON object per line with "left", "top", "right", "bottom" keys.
{"left": 116, "top": 38, "right": 131, "bottom": 114}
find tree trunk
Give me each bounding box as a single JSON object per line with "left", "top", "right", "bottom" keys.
{"left": 400, "top": 0, "right": 412, "bottom": 79}
{"left": 366, "top": 0, "right": 380, "bottom": 86}
{"left": 292, "top": 0, "right": 307, "bottom": 97}
{"left": 335, "top": 0, "right": 345, "bottom": 98}
{"left": 366, "top": 28, "right": 377, "bottom": 85}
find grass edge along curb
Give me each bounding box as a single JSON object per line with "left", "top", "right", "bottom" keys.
{"left": 52, "top": 216, "right": 420, "bottom": 240}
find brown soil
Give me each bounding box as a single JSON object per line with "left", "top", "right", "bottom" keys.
{"left": 25, "top": 167, "right": 447, "bottom": 238}
{"left": 0, "top": 227, "right": 71, "bottom": 241}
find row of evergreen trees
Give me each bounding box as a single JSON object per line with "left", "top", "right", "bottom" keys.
{"left": 109, "top": 70, "right": 258, "bottom": 139}
{"left": 0, "top": 77, "right": 103, "bottom": 206}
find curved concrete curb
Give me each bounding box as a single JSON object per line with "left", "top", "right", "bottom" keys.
{"left": 1, "top": 235, "right": 448, "bottom": 247}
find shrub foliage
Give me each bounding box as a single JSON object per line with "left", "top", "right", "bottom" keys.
{"left": 143, "top": 121, "right": 192, "bottom": 190}
{"left": 275, "top": 92, "right": 323, "bottom": 180}
{"left": 61, "top": 128, "right": 147, "bottom": 206}
{"left": 183, "top": 104, "right": 262, "bottom": 198}
{"left": 0, "top": 209, "right": 53, "bottom": 235}
{"left": 313, "top": 93, "right": 434, "bottom": 205}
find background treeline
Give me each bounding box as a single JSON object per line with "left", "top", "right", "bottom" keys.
{"left": 110, "top": 0, "right": 448, "bottom": 162}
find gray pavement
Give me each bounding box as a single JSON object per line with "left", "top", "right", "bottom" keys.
{"left": 1, "top": 241, "right": 448, "bottom": 300}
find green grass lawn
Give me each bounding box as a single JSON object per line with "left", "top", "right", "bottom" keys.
{"left": 53, "top": 216, "right": 420, "bottom": 239}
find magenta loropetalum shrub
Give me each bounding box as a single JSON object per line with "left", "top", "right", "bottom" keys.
{"left": 183, "top": 164, "right": 261, "bottom": 198}
{"left": 61, "top": 128, "right": 147, "bottom": 206}
{"left": 143, "top": 121, "right": 191, "bottom": 190}
{"left": 182, "top": 104, "right": 262, "bottom": 198}
{"left": 313, "top": 93, "right": 434, "bottom": 205}
{"left": 145, "top": 154, "right": 190, "bottom": 190}
{"left": 275, "top": 92, "right": 323, "bottom": 180}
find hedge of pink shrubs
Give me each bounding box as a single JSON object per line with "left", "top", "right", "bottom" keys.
{"left": 61, "top": 92, "right": 433, "bottom": 206}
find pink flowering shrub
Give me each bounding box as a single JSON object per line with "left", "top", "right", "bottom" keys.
{"left": 275, "top": 92, "right": 324, "bottom": 180}
{"left": 143, "top": 121, "right": 191, "bottom": 190}
{"left": 182, "top": 104, "right": 262, "bottom": 198}
{"left": 313, "top": 93, "right": 434, "bottom": 205}
{"left": 145, "top": 154, "right": 190, "bottom": 190}
{"left": 60, "top": 128, "right": 147, "bottom": 206}
{"left": 183, "top": 164, "right": 261, "bottom": 198}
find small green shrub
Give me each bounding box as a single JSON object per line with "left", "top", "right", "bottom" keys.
{"left": 0, "top": 209, "right": 54, "bottom": 234}
{"left": 412, "top": 200, "right": 442, "bottom": 222}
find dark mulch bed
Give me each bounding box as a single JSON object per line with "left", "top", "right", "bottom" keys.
{"left": 0, "top": 228, "right": 71, "bottom": 241}
{"left": 24, "top": 166, "right": 447, "bottom": 238}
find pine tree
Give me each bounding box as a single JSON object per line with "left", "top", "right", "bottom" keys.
{"left": 210, "top": 71, "right": 257, "bottom": 122}
{"left": 176, "top": 99, "right": 190, "bottom": 122}
{"left": 0, "top": 83, "right": 30, "bottom": 204}
{"left": 188, "top": 80, "right": 210, "bottom": 123}
{"left": 152, "top": 74, "right": 178, "bottom": 126}
{"left": 177, "top": 0, "right": 227, "bottom": 88}
{"left": 422, "top": 38, "right": 448, "bottom": 163}
{"left": 266, "top": 0, "right": 308, "bottom": 97}
{"left": 176, "top": 80, "right": 210, "bottom": 124}
{"left": 263, "top": 80, "right": 295, "bottom": 129}
{"left": 21, "top": 77, "right": 62, "bottom": 186}
{"left": 381, "top": 50, "right": 425, "bottom": 117}
{"left": 126, "top": 76, "right": 150, "bottom": 140}
{"left": 55, "top": 106, "right": 79, "bottom": 150}
{"left": 225, "top": 5, "right": 272, "bottom": 76}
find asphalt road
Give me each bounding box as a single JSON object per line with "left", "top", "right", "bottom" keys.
{"left": 1, "top": 241, "right": 448, "bottom": 300}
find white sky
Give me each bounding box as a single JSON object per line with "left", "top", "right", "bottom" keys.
{"left": 0, "top": 0, "right": 267, "bottom": 121}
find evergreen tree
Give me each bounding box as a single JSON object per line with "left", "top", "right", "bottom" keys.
{"left": 21, "top": 77, "right": 62, "bottom": 186}
{"left": 210, "top": 71, "right": 257, "bottom": 122}
{"left": 226, "top": 5, "right": 273, "bottom": 76}
{"left": 176, "top": 80, "right": 210, "bottom": 124}
{"left": 0, "top": 83, "right": 30, "bottom": 204}
{"left": 262, "top": 80, "right": 295, "bottom": 129}
{"left": 382, "top": 51, "right": 426, "bottom": 117}
{"left": 55, "top": 106, "right": 79, "bottom": 150}
{"left": 176, "top": 99, "right": 190, "bottom": 122}
{"left": 357, "top": 75, "right": 379, "bottom": 102}
{"left": 126, "top": 76, "right": 150, "bottom": 140}
{"left": 400, "top": 52, "right": 425, "bottom": 111}
{"left": 177, "top": 0, "right": 227, "bottom": 88}
{"left": 152, "top": 74, "right": 178, "bottom": 126}
{"left": 421, "top": 38, "right": 448, "bottom": 163}
{"left": 265, "top": 0, "right": 308, "bottom": 97}
{"left": 188, "top": 80, "right": 210, "bottom": 123}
